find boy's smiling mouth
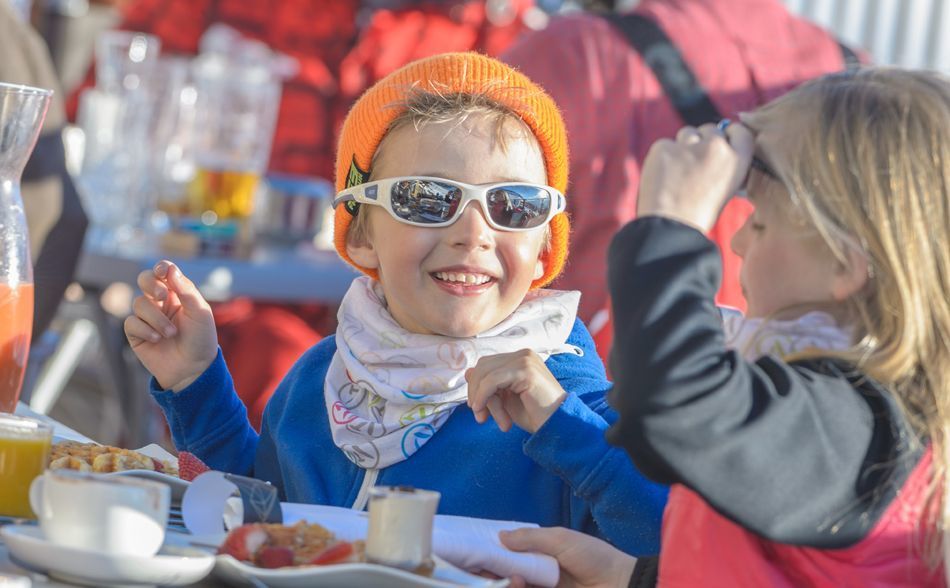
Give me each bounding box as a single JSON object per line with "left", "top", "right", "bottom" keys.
{"left": 430, "top": 266, "right": 498, "bottom": 295}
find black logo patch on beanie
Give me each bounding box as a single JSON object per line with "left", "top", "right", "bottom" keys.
{"left": 344, "top": 156, "right": 371, "bottom": 216}
{"left": 346, "top": 156, "right": 370, "bottom": 188}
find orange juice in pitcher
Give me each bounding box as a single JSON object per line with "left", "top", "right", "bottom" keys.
{"left": 0, "top": 283, "right": 33, "bottom": 413}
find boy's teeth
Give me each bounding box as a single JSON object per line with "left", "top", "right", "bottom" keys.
{"left": 435, "top": 271, "right": 491, "bottom": 285}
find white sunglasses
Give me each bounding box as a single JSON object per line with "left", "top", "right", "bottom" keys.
{"left": 333, "top": 176, "right": 565, "bottom": 231}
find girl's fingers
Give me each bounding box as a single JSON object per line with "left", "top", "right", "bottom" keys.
{"left": 124, "top": 315, "right": 161, "bottom": 346}
{"left": 500, "top": 527, "right": 573, "bottom": 554}
{"left": 676, "top": 126, "right": 701, "bottom": 144}
{"left": 132, "top": 295, "right": 178, "bottom": 338}
{"left": 697, "top": 122, "right": 724, "bottom": 139}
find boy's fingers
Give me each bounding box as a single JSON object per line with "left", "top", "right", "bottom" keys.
{"left": 136, "top": 270, "right": 167, "bottom": 301}
{"left": 153, "top": 260, "right": 173, "bottom": 279}
{"left": 165, "top": 264, "right": 208, "bottom": 312}
{"left": 124, "top": 316, "right": 161, "bottom": 346}
{"left": 132, "top": 296, "right": 178, "bottom": 337}
{"left": 465, "top": 367, "right": 481, "bottom": 405}
{"left": 486, "top": 395, "right": 511, "bottom": 432}
{"left": 468, "top": 376, "right": 495, "bottom": 413}
{"left": 472, "top": 406, "right": 490, "bottom": 424}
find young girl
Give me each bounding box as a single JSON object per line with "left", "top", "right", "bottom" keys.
{"left": 499, "top": 68, "right": 950, "bottom": 586}
{"left": 124, "top": 52, "right": 666, "bottom": 556}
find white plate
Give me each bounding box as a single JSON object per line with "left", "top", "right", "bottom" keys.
{"left": 106, "top": 469, "right": 191, "bottom": 503}
{"left": 214, "top": 554, "right": 509, "bottom": 588}
{"left": 1, "top": 524, "right": 215, "bottom": 587}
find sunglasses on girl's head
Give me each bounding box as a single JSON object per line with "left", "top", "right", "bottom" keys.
{"left": 333, "top": 177, "right": 566, "bottom": 231}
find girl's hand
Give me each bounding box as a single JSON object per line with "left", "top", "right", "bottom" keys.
{"left": 500, "top": 527, "right": 637, "bottom": 588}
{"left": 466, "top": 350, "right": 566, "bottom": 434}
{"left": 638, "top": 121, "right": 755, "bottom": 232}
{"left": 123, "top": 261, "right": 218, "bottom": 392}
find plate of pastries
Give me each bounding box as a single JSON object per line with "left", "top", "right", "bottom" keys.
{"left": 48, "top": 440, "right": 190, "bottom": 501}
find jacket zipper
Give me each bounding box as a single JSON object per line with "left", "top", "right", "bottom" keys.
{"left": 351, "top": 468, "right": 379, "bottom": 510}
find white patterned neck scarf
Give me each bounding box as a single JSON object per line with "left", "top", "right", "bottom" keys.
{"left": 721, "top": 309, "right": 854, "bottom": 361}
{"left": 325, "top": 277, "right": 581, "bottom": 470}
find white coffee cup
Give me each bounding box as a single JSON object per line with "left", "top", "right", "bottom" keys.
{"left": 29, "top": 469, "right": 170, "bottom": 557}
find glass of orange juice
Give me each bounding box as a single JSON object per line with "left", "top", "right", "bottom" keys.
{"left": 0, "top": 414, "right": 52, "bottom": 519}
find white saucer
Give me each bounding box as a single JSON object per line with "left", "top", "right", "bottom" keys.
{"left": 1, "top": 524, "right": 215, "bottom": 587}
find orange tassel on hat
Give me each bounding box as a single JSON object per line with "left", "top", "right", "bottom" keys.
{"left": 333, "top": 51, "right": 570, "bottom": 289}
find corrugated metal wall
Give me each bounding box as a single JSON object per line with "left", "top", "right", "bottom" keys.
{"left": 783, "top": 0, "right": 950, "bottom": 70}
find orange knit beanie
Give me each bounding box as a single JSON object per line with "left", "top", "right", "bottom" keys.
{"left": 333, "top": 52, "right": 569, "bottom": 289}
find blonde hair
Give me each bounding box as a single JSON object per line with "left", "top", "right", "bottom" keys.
{"left": 747, "top": 68, "right": 950, "bottom": 566}
{"left": 346, "top": 88, "right": 545, "bottom": 246}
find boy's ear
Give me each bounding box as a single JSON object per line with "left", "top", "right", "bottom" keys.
{"left": 533, "top": 252, "right": 545, "bottom": 281}
{"left": 831, "top": 246, "right": 870, "bottom": 301}
{"left": 346, "top": 237, "right": 381, "bottom": 271}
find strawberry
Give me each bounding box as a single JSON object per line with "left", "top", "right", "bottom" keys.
{"left": 308, "top": 542, "right": 354, "bottom": 565}
{"left": 150, "top": 457, "right": 165, "bottom": 473}
{"left": 218, "top": 524, "right": 268, "bottom": 562}
{"left": 257, "top": 546, "right": 295, "bottom": 569}
{"left": 178, "top": 451, "right": 210, "bottom": 481}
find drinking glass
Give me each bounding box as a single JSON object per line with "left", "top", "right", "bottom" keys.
{"left": 186, "top": 53, "right": 282, "bottom": 223}
{"left": 76, "top": 31, "right": 161, "bottom": 249}
{"left": 0, "top": 414, "right": 52, "bottom": 519}
{"left": 95, "top": 31, "right": 161, "bottom": 94}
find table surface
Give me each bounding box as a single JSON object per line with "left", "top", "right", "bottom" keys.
{"left": 77, "top": 242, "right": 359, "bottom": 303}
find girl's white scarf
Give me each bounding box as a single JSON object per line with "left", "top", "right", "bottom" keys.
{"left": 721, "top": 309, "right": 854, "bottom": 361}
{"left": 325, "top": 277, "right": 581, "bottom": 470}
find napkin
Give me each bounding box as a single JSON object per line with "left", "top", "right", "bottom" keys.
{"left": 281, "top": 503, "right": 560, "bottom": 587}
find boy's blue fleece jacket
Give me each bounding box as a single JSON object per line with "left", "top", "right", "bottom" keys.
{"left": 152, "top": 318, "right": 667, "bottom": 555}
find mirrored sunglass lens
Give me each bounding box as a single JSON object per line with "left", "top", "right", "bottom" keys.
{"left": 390, "top": 180, "right": 462, "bottom": 224}
{"left": 486, "top": 186, "right": 552, "bottom": 229}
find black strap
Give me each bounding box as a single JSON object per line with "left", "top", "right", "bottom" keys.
{"left": 603, "top": 13, "right": 862, "bottom": 127}
{"left": 604, "top": 13, "right": 722, "bottom": 127}
{"left": 628, "top": 555, "right": 659, "bottom": 588}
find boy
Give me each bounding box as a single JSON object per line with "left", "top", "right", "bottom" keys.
{"left": 125, "top": 52, "right": 666, "bottom": 556}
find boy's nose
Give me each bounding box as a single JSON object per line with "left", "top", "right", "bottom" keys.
{"left": 447, "top": 202, "right": 493, "bottom": 249}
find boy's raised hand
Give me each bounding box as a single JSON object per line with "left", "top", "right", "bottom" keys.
{"left": 466, "top": 350, "right": 567, "bottom": 434}
{"left": 124, "top": 261, "right": 218, "bottom": 392}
